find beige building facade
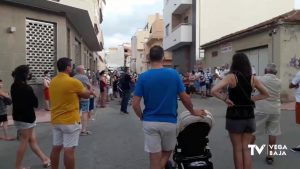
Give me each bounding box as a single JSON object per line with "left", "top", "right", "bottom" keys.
{"left": 123, "top": 43, "right": 132, "bottom": 68}
{"left": 0, "top": 0, "right": 104, "bottom": 106}
{"left": 131, "top": 30, "right": 149, "bottom": 74}
{"left": 131, "top": 14, "right": 170, "bottom": 74}
{"left": 202, "top": 10, "right": 300, "bottom": 102}
{"left": 144, "top": 14, "right": 172, "bottom": 70}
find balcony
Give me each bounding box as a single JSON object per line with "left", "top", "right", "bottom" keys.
{"left": 97, "top": 28, "right": 104, "bottom": 50}
{"left": 164, "top": 0, "right": 192, "bottom": 15}
{"left": 163, "top": 23, "right": 192, "bottom": 51}
{"left": 147, "top": 30, "right": 163, "bottom": 45}
{"left": 173, "top": 0, "right": 192, "bottom": 14}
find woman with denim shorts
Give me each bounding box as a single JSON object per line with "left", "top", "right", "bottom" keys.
{"left": 11, "top": 65, "right": 51, "bottom": 169}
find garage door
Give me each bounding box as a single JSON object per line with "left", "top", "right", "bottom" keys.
{"left": 242, "top": 47, "right": 268, "bottom": 76}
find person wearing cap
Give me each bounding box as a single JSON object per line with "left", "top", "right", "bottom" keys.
{"left": 252, "top": 63, "right": 281, "bottom": 165}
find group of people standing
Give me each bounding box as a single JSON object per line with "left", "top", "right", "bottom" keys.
{"left": 182, "top": 70, "right": 210, "bottom": 98}
{"left": 97, "top": 68, "right": 137, "bottom": 114}
{"left": 1, "top": 45, "right": 300, "bottom": 169}
{"left": 132, "top": 46, "right": 299, "bottom": 169}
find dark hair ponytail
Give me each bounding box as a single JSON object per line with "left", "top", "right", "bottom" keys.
{"left": 230, "top": 53, "right": 252, "bottom": 77}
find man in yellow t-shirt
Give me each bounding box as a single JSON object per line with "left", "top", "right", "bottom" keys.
{"left": 49, "top": 58, "right": 91, "bottom": 169}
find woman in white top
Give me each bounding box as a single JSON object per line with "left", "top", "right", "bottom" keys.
{"left": 43, "top": 70, "right": 51, "bottom": 111}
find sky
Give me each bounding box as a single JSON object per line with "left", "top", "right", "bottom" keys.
{"left": 102, "top": 0, "right": 163, "bottom": 49}
{"left": 296, "top": 0, "right": 300, "bottom": 9}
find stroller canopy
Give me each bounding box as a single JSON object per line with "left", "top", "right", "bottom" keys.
{"left": 178, "top": 110, "right": 215, "bottom": 134}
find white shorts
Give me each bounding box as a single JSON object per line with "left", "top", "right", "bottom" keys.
{"left": 254, "top": 113, "right": 281, "bottom": 136}
{"left": 52, "top": 124, "right": 81, "bottom": 148}
{"left": 108, "top": 87, "right": 113, "bottom": 95}
{"left": 143, "top": 121, "right": 177, "bottom": 153}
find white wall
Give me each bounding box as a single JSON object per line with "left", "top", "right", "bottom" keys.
{"left": 200, "top": 0, "right": 294, "bottom": 45}
{"left": 163, "top": 0, "right": 173, "bottom": 40}
{"left": 55, "top": 0, "right": 104, "bottom": 44}
{"left": 106, "top": 47, "right": 124, "bottom": 67}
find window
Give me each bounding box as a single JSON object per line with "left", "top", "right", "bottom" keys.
{"left": 184, "top": 16, "right": 189, "bottom": 24}
{"left": 74, "top": 39, "right": 81, "bottom": 66}
{"left": 165, "top": 24, "right": 170, "bottom": 36}
{"left": 212, "top": 51, "right": 218, "bottom": 57}
{"left": 94, "top": 24, "right": 99, "bottom": 35}
{"left": 67, "top": 28, "right": 70, "bottom": 58}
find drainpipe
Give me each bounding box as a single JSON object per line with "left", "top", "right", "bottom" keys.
{"left": 269, "top": 28, "right": 277, "bottom": 63}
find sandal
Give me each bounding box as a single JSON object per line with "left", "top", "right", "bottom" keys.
{"left": 43, "top": 160, "right": 51, "bottom": 168}
{"left": 265, "top": 156, "right": 274, "bottom": 165}
{"left": 80, "top": 131, "right": 92, "bottom": 136}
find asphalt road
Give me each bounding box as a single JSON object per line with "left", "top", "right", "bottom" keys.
{"left": 0, "top": 97, "right": 299, "bottom": 169}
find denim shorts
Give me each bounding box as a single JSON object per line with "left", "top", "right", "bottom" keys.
{"left": 14, "top": 121, "right": 36, "bottom": 130}
{"left": 80, "top": 100, "right": 90, "bottom": 113}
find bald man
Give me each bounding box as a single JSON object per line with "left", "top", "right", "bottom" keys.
{"left": 74, "top": 65, "right": 93, "bottom": 136}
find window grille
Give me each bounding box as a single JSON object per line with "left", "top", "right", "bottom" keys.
{"left": 26, "top": 19, "right": 56, "bottom": 80}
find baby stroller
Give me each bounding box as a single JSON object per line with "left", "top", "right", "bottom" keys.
{"left": 173, "top": 110, "right": 214, "bottom": 169}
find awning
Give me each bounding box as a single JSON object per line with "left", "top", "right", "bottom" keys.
{"left": 2, "top": 0, "right": 102, "bottom": 51}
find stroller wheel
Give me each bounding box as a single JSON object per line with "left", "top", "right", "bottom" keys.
{"left": 165, "top": 161, "right": 173, "bottom": 169}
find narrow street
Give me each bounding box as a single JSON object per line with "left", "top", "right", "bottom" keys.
{"left": 0, "top": 97, "right": 299, "bottom": 169}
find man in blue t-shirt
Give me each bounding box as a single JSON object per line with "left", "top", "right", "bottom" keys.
{"left": 132, "top": 46, "right": 206, "bottom": 169}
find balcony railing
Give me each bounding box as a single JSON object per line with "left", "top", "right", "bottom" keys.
{"left": 172, "top": 23, "right": 190, "bottom": 32}
{"left": 163, "top": 23, "right": 192, "bottom": 50}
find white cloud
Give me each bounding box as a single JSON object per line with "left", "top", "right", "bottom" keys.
{"left": 104, "top": 0, "right": 161, "bottom": 15}
{"left": 105, "top": 33, "right": 130, "bottom": 48}
{"left": 102, "top": 0, "right": 163, "bottom": 48}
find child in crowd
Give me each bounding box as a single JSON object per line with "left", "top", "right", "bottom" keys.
{"left": 0, "top": 79, "right": 15, "bottom": 141}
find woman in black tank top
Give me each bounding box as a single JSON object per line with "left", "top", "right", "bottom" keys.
{"left": 211, "top": 53, "right": 269, "bottom": 169}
